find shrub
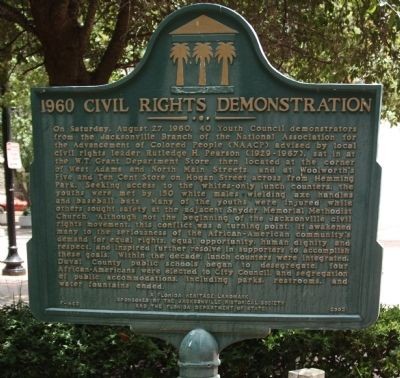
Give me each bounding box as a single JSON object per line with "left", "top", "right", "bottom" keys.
{"left": 0, "top": 303, "right": 399, "bottom": 377}
{"left": 0, "top": 302, "right": 178, "bottom": 377}
{"left": 220, "top": 306, "right": 400, "bottom": 377}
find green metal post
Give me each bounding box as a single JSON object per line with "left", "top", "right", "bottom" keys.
{"left": 178, "top": 329, "right": 221, "bottom": 378}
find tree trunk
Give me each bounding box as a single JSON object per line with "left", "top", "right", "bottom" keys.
{"left": 28, "top": 0, "right": 131, "bottom": 86}
{"left": 43, "top": 32, "right": 91, "bottom": 86}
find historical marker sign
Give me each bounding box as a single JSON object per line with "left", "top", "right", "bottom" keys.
{"left": 29, "top": 4, "right": 382, "bottom": 339}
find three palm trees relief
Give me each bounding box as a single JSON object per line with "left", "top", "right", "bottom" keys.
{"left": 170, "top": 42, "right": 236, "bottom": 86}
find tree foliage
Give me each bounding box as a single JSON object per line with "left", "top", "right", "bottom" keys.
{"left": 193, "top": 0, "right": 399, "bottom": 123}
{"left": 0, "top": 1, "right": 179, "bottom": 86}
{"left": 1, "top": 1, "right": 399, "bottom": 93}
{"left": 0, "top": 15, "right": 46, "bottom": 196}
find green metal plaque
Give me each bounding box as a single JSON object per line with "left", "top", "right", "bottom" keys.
{"left": 29, "top": 4, "right": 382, "bottom": 341}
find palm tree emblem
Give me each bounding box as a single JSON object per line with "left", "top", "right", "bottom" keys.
{"left": 193, "top": 42, "right": 213, "bottom": 86}
{"left": 170, "top": 43, "right": 190, "bottom": 86}
{"left": 216, "top": 42, "right": 236, "bottom": 85}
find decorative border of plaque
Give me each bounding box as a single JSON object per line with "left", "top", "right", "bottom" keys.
{"left": 29, "top": 4, "right": 382, "bottom": 339}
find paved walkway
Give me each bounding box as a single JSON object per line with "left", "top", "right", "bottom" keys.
{"left": 0, "top": 123, "right": 399, "bottom": 307}
{"left": 0, "top": 226, "right": 30, "bottom": 305}
{"left": 376, "top": 122, "right": 400, "bottom": 306}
